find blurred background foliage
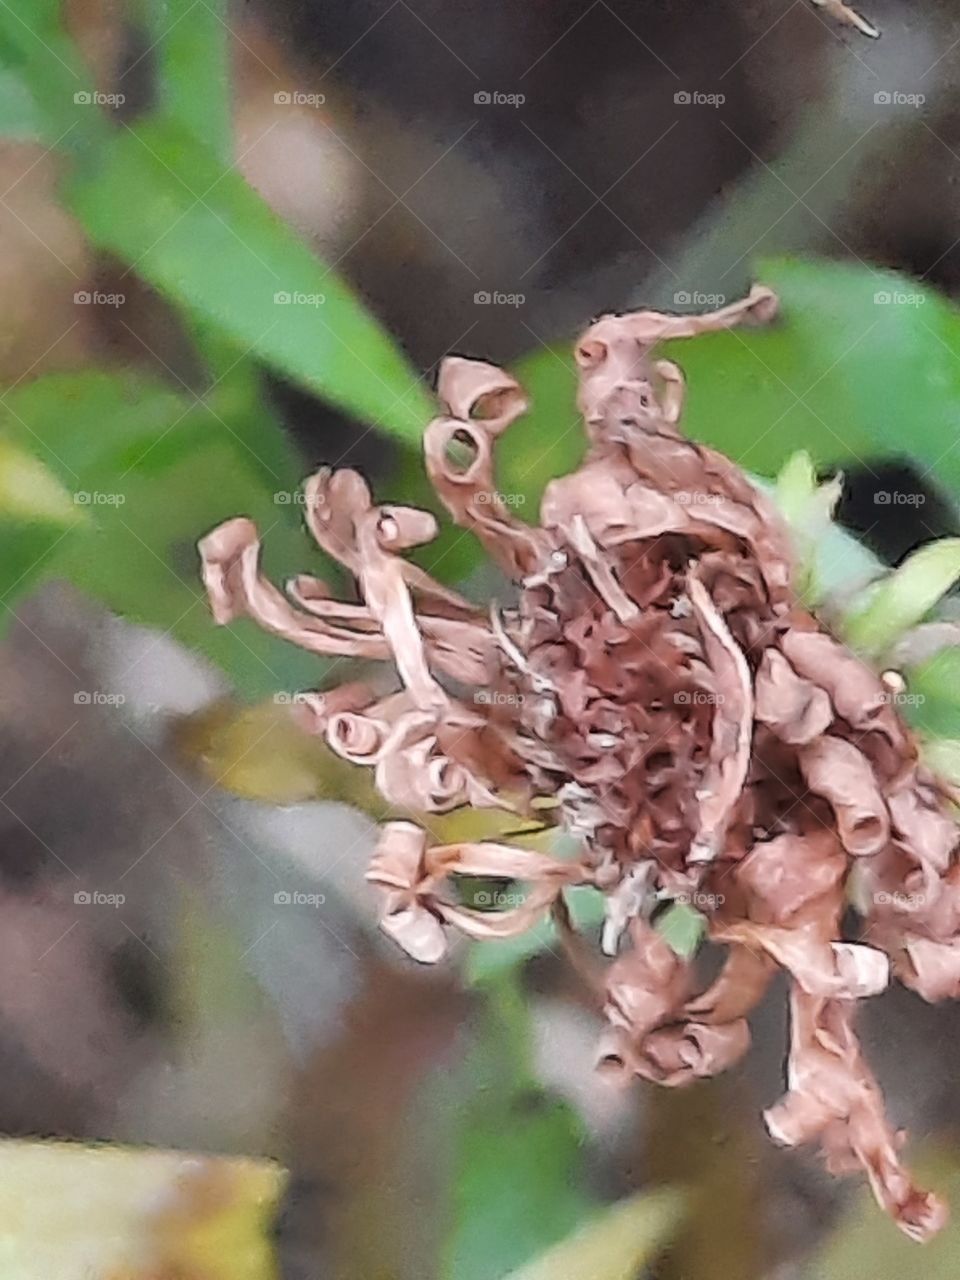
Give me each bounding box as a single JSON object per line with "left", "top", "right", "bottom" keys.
{"left": 2, "top": 1, "right": 960, "bottom": 1278}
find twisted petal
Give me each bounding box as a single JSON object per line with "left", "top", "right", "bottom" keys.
{"left": 198, "top": 518, "right": 389, "bottom": 658}
{"left": 687, "top": 575, "right": 753, "bottom": 863}
{"left": 799, "top": 736, "right": 890, "bottom": 856}
{"left": 712, "top": 919, "right": 888, "bottom": 998}
{"left": 366, "top": 822, "right": 589, "bottom": 962}
{"left": 764, "top": 989, "right": 945, "bottom": 1241}
{"left": 424, "top": 358, "right": 545, "bottom": 578}
{"left": 754, "top": 647, "right": 833, "bottom": 744}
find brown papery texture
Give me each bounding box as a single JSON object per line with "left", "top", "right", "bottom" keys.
{"left": 199, "top": 287, "right": 959, "bottom": 1239}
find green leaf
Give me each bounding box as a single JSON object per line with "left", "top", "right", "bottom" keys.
{"left": 0, "top": 437, "right": 85, "bottom": 604}
{"left": 503, "top": 1188, "right": 683, "bottom": 1280}
{"left": 1, "top": 371, "right": 319, "bottom": 696}
{"left": 148, "top": 0, "right": 230, "bottom": 159}
{"left": 442, "top": 975, "right": 594, "bottom": 1280}
{"left": 0, "top": 437, "right": 80, "bottom": 526}
{"left": 841, "top": 539, "right": 960, "bottom": 660}
{"left": 655, "top": 902, "right": 706, "bottom": 959}
{"left": 904, "top": 648, "right": 960, "bottom": 740}
{"left": 920, "top": 737, "right": 960, "bottom": 786}
{"left": 67, "top": 116, "right": 433, "bottom": 440}
{"left": 0, "top": 68, "right": 48, "bottom": 141}
{"left": 0, "top": 7, "right": 108, "bottom": 152}
{"left": 51, "top": 436, "right": 321, "bottom": 698}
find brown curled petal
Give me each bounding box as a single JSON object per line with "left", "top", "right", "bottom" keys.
{"left": 754, "top": 648, "right": 833, "bottom": 744}
{"left": 380, "top": 902, "right": 448, "bottom": 963}
{"left": 302, "top": 469, "right": 475, "bottom": 617}
{"left": 419, "top": 616, "right": 501, "bottom": 686}
{"left": 765, "top": 989, "right": 946, "bottom": 1241}
{"left": 652, "top": 359, "right": 684, "bottom": 424}
{"left": 292, "top": 682, "right": 376, "bottom": 735}
{"left": 799, "top": 736, "right": 890, "bottom": 856}
{"left": 781, "top": 628, "right": 906, "bottom": 747}
{"left": 603, "top": 919, "right": 691, "bottom": 1043}
{"left": 887, "top": 779, "right": 959, "bottom": 873}
{"left": 574, "top": 286, "right": 777, "bottom": 425}
{"left": 637, "top": 1019, "right": 751, "bottom": 1086}
{"left": 436, "top": 355, "right": 528, "bottom": 434}
{"left": 540, "top": 465, "right": 690, "bottom": 548}
{"left": 712, "top": 920, "right": 889, "bottom": 998}
{"left": 372, "top": 732, "right": 499, "bottom": 813}
{"left": 440, "top": 884, "right": 562, "bottom": 941}
{"left": 302, "top": 467, "right": 371, "bottom": 573}
{"left": 366, "top": 821, "right": 448, "bottom": 963}
{"left": 324, "top": 694, "right": 432, "bottom": 767}
{"left": 896, "top": 936, "right": 960, "bottom": 1001}
{"left": 287, "top": 577, "right": 380, "bottom": 629}
{"left": 423, "top": 415, "right": 545, "bottom": 579}
{"left": 734, "top": 831, "right": 846, "bottom": 926}
{"left": 291, "top": 574, "right": 498, "bottom": 686}
{"left": 425, "top": 840, "right": 589, "bottom": 888}
{"left": 355, "top": 507, "right": 446, "bottom": 711}
{"left": 685, "top": 944, "right": 775, "bottom": 1023}
{"left": 565, "top": 514, "right": 639, "bottom": 623}
{"left": 327, "top": 709, "right": 391, "bottom": 765}
{"left": 198, "top": 518, "right": 388, "bottom": 658}
{"left": 595, "top": 1026, "right": 640, "bottom": 1081}
{"left": 375, "top": 736, "right": 452, "bottom": 811}
{"left": 686, "top": 575, "right": 753, "bottom": 863}
{"left": 810, "top": 0, "right": 879, "bottom": 39}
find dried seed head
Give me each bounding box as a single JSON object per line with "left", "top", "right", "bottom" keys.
{"left": 199, "top": 286, "right": 957, "bottom": 1239}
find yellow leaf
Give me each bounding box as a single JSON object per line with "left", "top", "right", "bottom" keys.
{"left": 0, "top": 1138, "right": 285, "bottom": 1280}
{"left": 503, "top": 1188, "right": 683, "bottom": 1280}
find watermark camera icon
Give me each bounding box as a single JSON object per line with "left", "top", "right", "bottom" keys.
{"left": 474, "top": 91, "right": 492, "bottom": 104}
{"left": 74, "top": 890, "right": 91, "bottom": 904}
{"left": 674, "top": 91, "right": 691, "bottom": 104}
{"left": 274, "top": 890, "right": 292, "bottom": 905}
{"left": 274, "top": 91, "right": 292, "bottom": 104}
{"left": 874, "top": 90, "right": 892, "bottom": 104}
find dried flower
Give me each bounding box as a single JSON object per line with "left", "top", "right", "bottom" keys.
{"left": 199, "top": 287, "right": 958, "bottom": 1239}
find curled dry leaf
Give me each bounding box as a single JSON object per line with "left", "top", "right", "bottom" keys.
{"left": 199, "top": 286, "right": 960, "bottom": 1239}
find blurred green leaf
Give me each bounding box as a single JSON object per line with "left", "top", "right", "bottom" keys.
{"left": 148, "top": 0, "right": 230, "bottom": 159}
{"left": 504, "top": 1188, "right": 683, "bottom": 1280}
{"left": 0, "top": 69, "right": 48, "bottom": 141}
{"left": 904, "top": 648, "right": 960, "bottom": 740}
{"left": 0, "top": 8, "right": 107, "bottom": 151}
{"left": 442, "top": 974, "right": 594, "bottom": 1280}
{"left": 0, "top": 437, "right": 85, "bottom": 605}
{"left": 920, "top": 736, "right": 960, "bottom": 786}
{"left": 0, "top": 437, "right": 80, "bottom": 526}
{"left": 774, "top": 451, "right": 845, "bottom": 603}
{"left": 655, "top": 902, "right": 706, "bottom": 959}
{"left": 841, "top": 538, "right": 960, "bottom": 660}
{"left": 52, "top": 436, "right": 321, "bottom": 698}
{"left": 0, "top": 371, "right": 320, "bottom": 696}
{"left": 67, "top": 116, "right": 433, "bottom": 440}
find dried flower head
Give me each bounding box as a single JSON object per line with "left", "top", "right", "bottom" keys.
{"left": 199, "top": 287, "right": 959, "bottom": 1239}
